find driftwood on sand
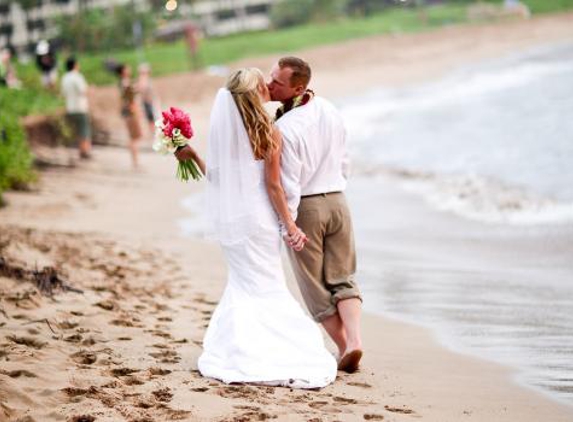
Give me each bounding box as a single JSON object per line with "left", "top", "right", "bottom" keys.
{"left": 0, "top": 256, "right": 83, "bottom": 297}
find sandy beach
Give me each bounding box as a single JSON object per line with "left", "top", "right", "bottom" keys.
{"left": 2, "top": 12, "right": 573, "bottom": 422}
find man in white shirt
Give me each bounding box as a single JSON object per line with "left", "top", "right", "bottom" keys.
{"left": 61, "top": 56, "right": 91, "bottom": 159}
{"left": 268, "top": 57, "right": 363, "bottom": 373}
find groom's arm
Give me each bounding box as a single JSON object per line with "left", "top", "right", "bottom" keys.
{"left": 341, "top": 125, "right": 351, "bottom": 180}
{"left": 277, "top": 128, "right": 303, "bottom": 221}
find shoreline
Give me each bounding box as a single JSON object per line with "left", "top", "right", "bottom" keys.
{"left": 2, "top": 12, "right": 573, "bottom": 421}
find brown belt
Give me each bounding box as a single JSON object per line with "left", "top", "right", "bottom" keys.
{"left": 301, "top": 191, "right": 341, "bottom": 199}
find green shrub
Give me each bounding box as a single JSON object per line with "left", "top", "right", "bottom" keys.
{"left": 0, "top": 106, "right": 36, "bottom": 203}
{"left": 271, "top": 0, "right": 315, "bottom": 28}
{"left": 0, "top": 86, "right": 62, "bottom": 203}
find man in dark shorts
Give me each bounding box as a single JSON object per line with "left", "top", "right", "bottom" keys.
{"left": 61, "top": 56, "right": 91, "bottom": 159}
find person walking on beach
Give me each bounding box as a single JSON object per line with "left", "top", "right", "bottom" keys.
{"left": 268, "top": 57, "right": 364, "bottom": 373}
{"left": 175, "top": 68, "right": 337, "bottom": 388}
{"left": 117, "top": 64, "right": 143, "bottom": 169}
{"left": 61, "top": 56, "right": 92, "bottom": 160}
{"left": 137, "top": 63, "right": 158, "bottom": 140}
{"left": 35, "top": 40, "right": 57, "bottom": 90}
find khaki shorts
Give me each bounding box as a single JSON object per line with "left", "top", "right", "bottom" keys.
{"left": 287, "top": 192, "right": 361, "bottom": 322}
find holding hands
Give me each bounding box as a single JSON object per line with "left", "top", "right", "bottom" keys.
{"left": 285, "top": 223, "right": 308, "bottom": 252}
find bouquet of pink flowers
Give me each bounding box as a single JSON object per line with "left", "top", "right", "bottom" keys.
{"left": 153, "top": 107, "right": 202, "bottom": 181}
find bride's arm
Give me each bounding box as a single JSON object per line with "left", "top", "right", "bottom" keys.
{"left": 265, "top": 129, "right": 307, "bottom": 251}
{"left": 174, "top": 145, "right": 206, "bottom": 175}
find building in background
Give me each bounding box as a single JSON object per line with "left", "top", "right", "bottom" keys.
{"left": 187, "top": 0, "right": 277, "bottom": 37}
{"left": 0, "top": 0, "right": 148, "bottom": 55}
{"left": 0, "top": 0, "right": 278, "bottom": 55}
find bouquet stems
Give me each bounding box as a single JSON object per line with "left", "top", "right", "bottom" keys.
{"left": 177, "top": 159, "right": 203, "bottom": 182}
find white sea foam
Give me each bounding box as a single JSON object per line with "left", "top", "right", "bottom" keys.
{"left": 399, "top": 172, "right": 573, "bottom": 225}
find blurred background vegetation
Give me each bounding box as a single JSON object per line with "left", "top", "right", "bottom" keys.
{"left": 1, "top": 0, "right": 573, "bottom": 203}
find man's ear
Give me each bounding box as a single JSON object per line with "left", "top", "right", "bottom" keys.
{"left": 294, "top": 85, "right": 305, "bottom": 96}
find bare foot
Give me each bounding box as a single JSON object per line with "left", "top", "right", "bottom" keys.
{"left": 337, "top": 349, "right": 363, "bottom": 373}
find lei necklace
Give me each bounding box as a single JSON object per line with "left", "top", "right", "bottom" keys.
{"left": 275, "top": 89, "right": 315, "bottom": 120}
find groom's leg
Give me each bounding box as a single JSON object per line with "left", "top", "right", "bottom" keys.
{"left": 337, "top": 298, "right": 362, "bottom": 354}
{"left": 322, "top": 193, "right": 363, "bottom": 357}
{"left": 321, "top": 313, "right": 347, "bottom": 357}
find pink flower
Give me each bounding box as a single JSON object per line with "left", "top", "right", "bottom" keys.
{"left": 161, "top": 107, "right": 194, "bottom": 139}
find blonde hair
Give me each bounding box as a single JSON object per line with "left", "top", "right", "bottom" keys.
{"left": 226, "top": 68, "right": 276, "bottom": 160}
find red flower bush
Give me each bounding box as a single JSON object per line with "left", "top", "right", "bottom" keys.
{"left": 161, "top": 107, "right": 194, "bottom": 139}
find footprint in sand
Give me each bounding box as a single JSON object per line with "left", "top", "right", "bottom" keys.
{"left": 70, "top": 350, "right": 97, "bottom": 365}
{"left": 123, "top": 375, "right": 145, "bottom": 386}
{"left": 7, "top": 335, "right": 46, "bottom": 349}
{"left": 58, "top": 319, "right": 79, "bottom": 330}
{"left": 157, "top": 316, "right": 173, "bottom": 322}
{"left": 308, "top": 400, "right": 329, "bottom": 409}
{"left": 384, "top": 405, "right": 416, "bottom": 415}
{"left": 149, "top": 367, "right": 172, "bottom": 376}
{"left": 81, "top": 337, "right": 97, "bottom": 346}
{"left": 110, "top": 367, "right": 140, "bottom": 377}
{"left": 333, "top": 396, "right": 359, "bottom": 405}
{"left": 224, "top": 410, "right": 277, "bottom": 421}
{"left": 145, "top": 329, "right": 173, "bottom": 339}
{"left": 151, "top": 343, "right": 170, "bottom": 349}
{"left": 348, "top": 381, "right": 372, "bottom": 388}
{"left": 364, "top": 414, "right": 385, "bottom": 421}
{"left": 193, "top": 296, "right": 218, "bottom": 306}
{"left": 215, "top": 385, "right": 268, "bottom": 401}
{"left": 0, "top": 369, "right": 37, "bottom": 378}
{"left": 149, "top": 349, "right": 180, "bottom": 364}
{"left": 94, "top": 300, "right": 117, "bottom": 311}
{"left": 69, "top": 415, "right": 96, "bottom": 422}
{"left": 151, "top": 387, "right": 173, "bottom": 402}
{"left": 64, "top": 333, "right": 83, "bottom": 343}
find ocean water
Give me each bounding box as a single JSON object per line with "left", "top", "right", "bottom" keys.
{"left": 339, "top": 42, "right": 573, "bottom": 406}
{"left": 341, "top": 42, "right": 573, "bottom": 225}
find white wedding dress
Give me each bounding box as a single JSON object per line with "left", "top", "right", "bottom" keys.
{"left": 197, "top": 89, "right": 337, "bottom": 389}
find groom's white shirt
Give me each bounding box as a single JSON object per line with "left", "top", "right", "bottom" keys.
{"left": 276, "top": 96, "right": 349, "bottom": 219}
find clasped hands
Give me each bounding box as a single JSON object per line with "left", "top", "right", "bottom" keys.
{"left": 285, "top": 224, "right": 308, "bottom": 252}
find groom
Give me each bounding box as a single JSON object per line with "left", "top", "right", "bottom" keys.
{"left": 268, "top": 57, "right": 363, "bottom": 373}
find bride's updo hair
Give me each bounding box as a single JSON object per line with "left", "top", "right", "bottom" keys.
{"left": 226, "top": 68, "right": 277, "bottom": 160}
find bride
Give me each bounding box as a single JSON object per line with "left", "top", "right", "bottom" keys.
{"left": 175, "top": 68, "right": 337, "bottom": 388}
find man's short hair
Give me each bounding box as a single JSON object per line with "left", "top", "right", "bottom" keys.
{"left": 278, "top": 57, "right": 311, "bottom": 89}
{"left": 66, "top": 56, "right": 77, "bottom": 72}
